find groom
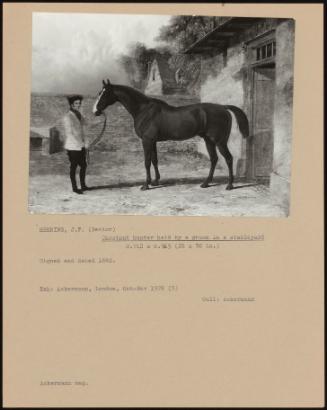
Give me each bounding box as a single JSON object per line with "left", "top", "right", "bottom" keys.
{"left": 62, "top": 95, "right": 90, "bottom": 194}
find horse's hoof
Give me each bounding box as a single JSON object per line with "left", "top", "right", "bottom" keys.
{"left": 140, "top": 185, "right": 149, "bottom": 191}
{"left": 200, "top": 183, "right": 209, "bottom": 188}
{"left": 226, "top": 184, "right": 234, "bottom": 190}
{"left": 151, "top": 180, "right": 159, "bottom": 186}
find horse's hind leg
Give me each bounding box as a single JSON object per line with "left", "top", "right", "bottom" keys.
{"left": 217, "top": 142, "right": 234, "bottom": 190}
{"left": 200, "top": 138, "right": 218, "bottom": 188}
{"left": 151, "top": 143, "right": 160, "bottom": 186}
{"left": 141, "top": 139, "right": 152, "bottom": 190}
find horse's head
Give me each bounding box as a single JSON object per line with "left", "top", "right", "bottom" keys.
{"left": 93, "top": 79, "right": 117, "bottom": 116}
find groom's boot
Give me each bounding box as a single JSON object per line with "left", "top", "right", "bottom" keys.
{"left": 80, "top": 166, "right": 90, "bottom": 191}
{"left": 70, "top": 171, "right": 83, "bottom": 194}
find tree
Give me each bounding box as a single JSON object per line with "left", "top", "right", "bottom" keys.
{"left": 156, "top": 15, "right": 224, "bottom": 52}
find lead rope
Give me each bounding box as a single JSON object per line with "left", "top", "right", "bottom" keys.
{"left": 86, "top": 112, "right": 107, "bottom": 165}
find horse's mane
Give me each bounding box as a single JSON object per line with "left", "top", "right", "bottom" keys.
{"left": 149, "top": 96, "right": 169, "bottom": 106}
{"left": 114, "top": 84, "right": 150, "bottom": 103}
{"left": 114, "top": 84, "right": 170, "bottom": 107}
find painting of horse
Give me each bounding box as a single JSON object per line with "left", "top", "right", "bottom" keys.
{"left": 93, "top": 79, "right": 249, "bottom": 191}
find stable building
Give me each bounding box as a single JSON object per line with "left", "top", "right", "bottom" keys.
{"left": 184, "top": 17, "right": 295, "bottom": 213}
{"left": 144, "top": 54, "right": 185, "bottom": 95}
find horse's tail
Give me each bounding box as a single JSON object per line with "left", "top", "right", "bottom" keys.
{"left": 225, "top": 105, "right": 249, "bottom": 139}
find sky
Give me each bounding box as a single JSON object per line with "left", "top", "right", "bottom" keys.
{"left": 31, "top": 12, "right": 172, "bottom": 95}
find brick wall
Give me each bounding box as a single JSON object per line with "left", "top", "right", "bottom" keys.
{"left": 30, "top": 93, "right": 202, "bottom": 155}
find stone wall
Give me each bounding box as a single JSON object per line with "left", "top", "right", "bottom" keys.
{"left": 270, "top": 19, "right": 295, "bottom": 215}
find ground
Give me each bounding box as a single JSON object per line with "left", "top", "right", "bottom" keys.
{"left": 28, "top": 149, "right": 286, "bottom": 217}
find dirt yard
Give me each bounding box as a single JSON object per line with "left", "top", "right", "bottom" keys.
{"left": 28, "top": 148, "right": 285, "bottom": 217}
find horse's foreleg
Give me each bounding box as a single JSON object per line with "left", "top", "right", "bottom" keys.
{"left": 141, "top": 139, "right": 152, "bottom": 190}
{"left": 217, "top": 143, "right": 234, "bottom": 190}
{"left": 201, "top": 139, "right": 218, "bottom": 188}
{"left": 151, "top": 143, "right": 160, "bottom": 186}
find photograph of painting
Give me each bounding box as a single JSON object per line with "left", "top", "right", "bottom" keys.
{"left": 29, "top": 13, "right": 295, "bottom": 216}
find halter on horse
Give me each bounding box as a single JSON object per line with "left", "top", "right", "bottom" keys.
{"left": 93, "top": 78, "right": 249, "bottom": 191}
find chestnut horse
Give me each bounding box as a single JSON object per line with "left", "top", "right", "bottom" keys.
{"left": 93, "top": 79, "right": 249, "bottom": 191}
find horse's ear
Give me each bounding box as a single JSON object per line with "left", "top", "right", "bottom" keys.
{"left": 102, "top": 79, "right": 106, "bottom": 87}
{"left": 106, "top": 78, "right": 111, "bottom": 86}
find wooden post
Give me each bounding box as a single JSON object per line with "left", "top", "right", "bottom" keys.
{"left": 49, "top": 126, "right": 64, "bottom": 154}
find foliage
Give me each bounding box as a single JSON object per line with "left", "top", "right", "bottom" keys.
{"left": 119, "top": 16, "right": 225, "bottom": 91}
{"left": 156, "top": 16, "right": 224, "bottom": 51}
